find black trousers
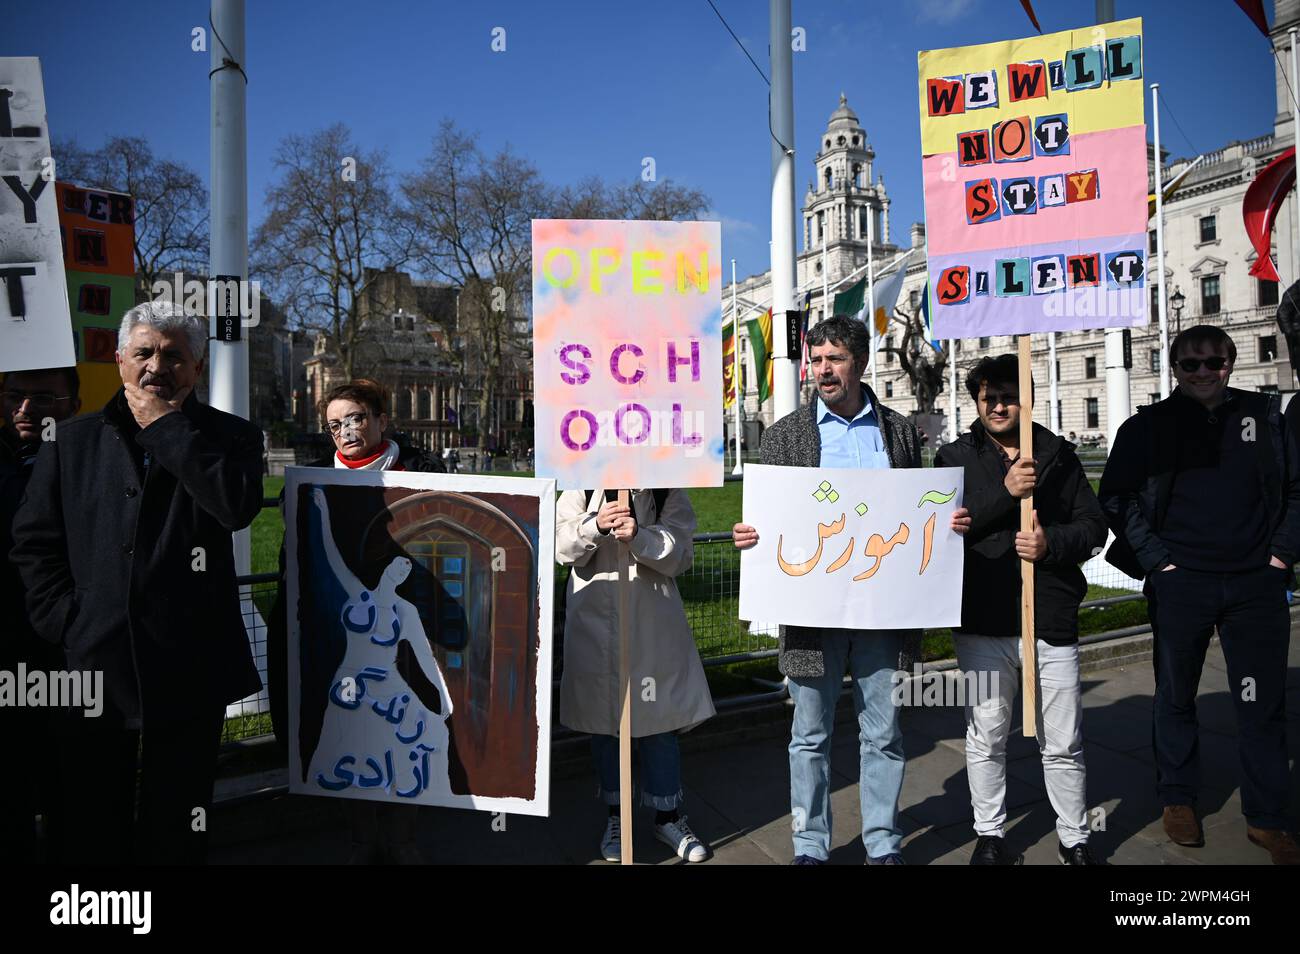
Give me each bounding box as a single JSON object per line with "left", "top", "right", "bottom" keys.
{"left": 1145, "top": 564, "right": 1292, "bottom": 828}
{"left": 50, "top": 697, "right": 225, "bottom": 865}
{"left": 0, "top": 704, "right": 58, "bottom": 863}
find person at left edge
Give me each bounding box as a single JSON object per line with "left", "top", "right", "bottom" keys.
{"left": 10, "top": 300, "right": 264, "bottom": 865}
{"left": 0, "top": 366, "right": 81, "bottom": 863}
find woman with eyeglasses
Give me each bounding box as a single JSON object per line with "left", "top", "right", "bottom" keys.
{"left": 268, "top": 379, "right": 445, "bottom": 863}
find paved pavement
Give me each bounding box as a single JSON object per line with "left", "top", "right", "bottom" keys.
{"left": 211, "top": 637, "right": 1300, "bottom": 865}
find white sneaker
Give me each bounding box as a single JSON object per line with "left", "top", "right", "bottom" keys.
{"left": 600, "top": 815, "right": 621, "bottom": 862}
{"left": 655, "top": 815, "right": 709, "bottom": 862}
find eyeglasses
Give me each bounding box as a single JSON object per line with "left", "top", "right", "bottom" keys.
{"left": 1175, "top": 356, "right": 1229, "bottom": 373}
{"left": 2, "top": 391, "right": 74, "bottom": 411}
{"left": 324, "top": 411, "right": 371, "bottom": 436}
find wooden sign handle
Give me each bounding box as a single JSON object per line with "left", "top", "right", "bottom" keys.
{"left": 616, "top": 488, "right": 634, "bottom": 864}
{"left": 1017, "top": 336, "right": 1038, "bottom": 738}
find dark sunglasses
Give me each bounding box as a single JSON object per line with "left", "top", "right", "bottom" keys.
{"left": 1176, "top": 356, "right": 1229, "bottom": 373}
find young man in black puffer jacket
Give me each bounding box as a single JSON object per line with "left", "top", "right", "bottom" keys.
{"left": 936, "top": 354, "right": 1107, "bottom": 866}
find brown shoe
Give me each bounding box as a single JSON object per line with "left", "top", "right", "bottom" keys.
{"left": 1162, "top": 805, "right": 1204, "bottom": 846}
{"left": 1246, "top": 827, "right": 1300, "bottom": 865}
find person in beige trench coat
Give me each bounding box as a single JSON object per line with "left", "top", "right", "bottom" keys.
{"left": 556, "top": 487, "right": 715, "bottom": 862}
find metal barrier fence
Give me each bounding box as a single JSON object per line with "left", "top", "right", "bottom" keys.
{"left": 221, "top": 575, "right": 278, "bottom": 745}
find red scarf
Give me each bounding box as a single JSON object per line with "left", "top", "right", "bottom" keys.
{"left": 334, "top": 442, "right": 406, "bottom": 471}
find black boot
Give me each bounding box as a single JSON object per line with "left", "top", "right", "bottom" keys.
{"left": 969, "top": 835, "right": 1023, "bottom": 865}
{"left": 1058, "top": 841, "right": 1100, "bottom": 865}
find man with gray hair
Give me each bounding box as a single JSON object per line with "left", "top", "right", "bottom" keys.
{"left": 11, "top": 300, "right": 264, "bottom": 864}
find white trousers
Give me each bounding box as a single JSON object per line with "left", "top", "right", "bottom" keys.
{"left": 953, "top": 634, "right": 1089, "bottom": 848}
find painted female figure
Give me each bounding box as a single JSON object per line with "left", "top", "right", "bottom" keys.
{"left": 307, "top": 487, "right": 455, "bottom": 800}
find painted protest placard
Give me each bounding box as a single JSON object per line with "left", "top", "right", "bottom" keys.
{"left": 531, "top": 219, "right": 724, "bottom": 491}
{"left": 739, "top": 464, "right": 965, "bottom": 630}
{"left": 0, "top": 57, "right": 75, "bottom": 372}
{"left": 918, "top": 18, "right": 1147, "bottom": 337}
{"left": 57, "top": 181, "right": 136, "bottom": 412}
{"left": 286, "top": 468, "right": 556, "bottom": 816}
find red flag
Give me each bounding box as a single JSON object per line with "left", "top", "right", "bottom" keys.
{"left": 1244, "top": 147, "right": 1295, "bottom": 282}
{"left": 1235, "top": 0, "right": 1271, "bottom": 36}
{"left": 1020, "top": 1, "right": 1042, "bottom": 33}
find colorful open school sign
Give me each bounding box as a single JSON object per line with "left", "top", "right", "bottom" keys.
{"left": 0, "top": 57, "right": 75, "bottom": 373}
{"left": 918, "top": 18, "right": 1148, "bottom": 337}
{"left": 531, "top": 219, "right": 724, "bottom": 491}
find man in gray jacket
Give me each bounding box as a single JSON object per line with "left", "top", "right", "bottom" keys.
{"left": 733, "top": 315, "right": 969, "bottom": 863}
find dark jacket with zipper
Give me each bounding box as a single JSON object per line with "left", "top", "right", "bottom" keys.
{"left": 9, "top": 388, "right": 264, "bottom": 726}
{"left": 935, "top": 421, "right": 1107, "bottom": 644}
{"left": 267, "top": 441, "right": 444, "bottom": 747}
{"left": 758, "top": 386, "right": 922, "bottom": 679}
{"left": 1099, "top": 386, "right": 1300, "bottom": 581}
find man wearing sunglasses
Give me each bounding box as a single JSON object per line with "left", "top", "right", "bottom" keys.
{"left": 1100, "top": 325, "right": 1300, "bottom": 864}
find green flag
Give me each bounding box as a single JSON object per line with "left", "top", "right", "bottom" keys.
{"left": 746, "top": 309, "right": 773, "bottom": 404}
{"left": 832, "top": 278, "right": 867, "bottom": 320}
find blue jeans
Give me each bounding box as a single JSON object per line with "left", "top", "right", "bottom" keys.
{"left": 589, "top": 732, "right": 683, "bottom": 810}
{"left": 788, "top": 629, "right": 905, "bottom": 860}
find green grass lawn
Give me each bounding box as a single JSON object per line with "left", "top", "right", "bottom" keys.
{"left": 251, "top": 474, "right": 285, "bottom": 577}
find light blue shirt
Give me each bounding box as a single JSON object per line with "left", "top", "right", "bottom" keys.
{"left": 816, "top": 389, "right": 890, "bottom": 470}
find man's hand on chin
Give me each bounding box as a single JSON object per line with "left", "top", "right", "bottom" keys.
{"left": 124, "top": 382, "right": 189, "bottom": 429}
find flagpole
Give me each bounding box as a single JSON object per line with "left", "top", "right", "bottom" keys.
{"left": 769, "top": 0, "right": 799, "bottom": 420}
{"left": 867, "top": 208, "right": 877, "bottom": 392}
{"left": 821, "top": 239, "right": 829, "bottom": 315}
{"left": 1291, "top": 28, "right": 1299, "bottom": 285}
{"left": 731, "top": 259, "right": 744, "bottom": 475}
{"left": 1152, "top": 82, "right": 1171, "bottom": 399}
{"left": 1097, "top": 0, "right": 1129, "bottom": 451}
{"left": 947, "top": 340, "right": 957, "bottom": 443}
{"left": 1049, "top": 332, "right": 1060, "bottom": 432}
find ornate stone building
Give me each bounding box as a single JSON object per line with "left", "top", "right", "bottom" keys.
{"left": 800, "top": 93, "right": 898, "bottom": 290}
{"left": 300, "top": 267, "right": 534, "bottom": 459}
{"left": 302, "top": 267, "right": 464, "bottom": 452}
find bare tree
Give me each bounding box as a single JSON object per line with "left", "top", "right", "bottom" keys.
{"left": 252, "top": 124, "right": 407, "bottom": 381}
{"left": 402, "top": 121, "right": 714, "bottom": 452}
{"left": 401, "top": 121, "right": 549, "bottom": 452}
{"left": 53, "top": 136, "right": 208, "bottom": 295}
{"left": 552, "top": 175, "right": 709, "bottom": 221}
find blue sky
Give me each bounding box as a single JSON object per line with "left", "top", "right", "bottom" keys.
{"left": 5, "top": 0, "right": 1284, "bottom": 285}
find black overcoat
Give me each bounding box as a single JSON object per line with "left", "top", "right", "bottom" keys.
{"left": 10, "top": 388, "right": 264, "bottom": 725}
